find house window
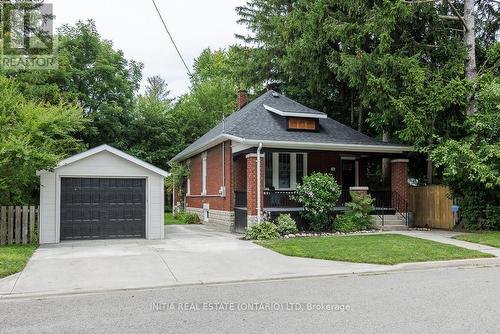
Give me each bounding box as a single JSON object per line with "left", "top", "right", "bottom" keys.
{"left": 278, "top": 153, "right": 291, "bottom": 188}
{"left": 265, "top": 152, "right": 307, "bottom": 190}
{"left": 201, "top": 153, "right": 207, "bottom": 195}
{"left": 288, "top": 117, "right": 317, "bottom": 131}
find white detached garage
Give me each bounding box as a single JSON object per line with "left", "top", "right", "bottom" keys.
{"left": 37, "top": 145, "right": 169, "bottom": 244}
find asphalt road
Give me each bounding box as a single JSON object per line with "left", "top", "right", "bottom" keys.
{"left": 1, "top": 266, "right": 499, "bottom": 334}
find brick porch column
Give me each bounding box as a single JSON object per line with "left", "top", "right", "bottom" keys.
{"left": 391, "top": 159, "right": 409, "bottom": 203}
{"left": 246, "top": 153, "right": 264, "bottom": 226}
{"left": 349, "top": 186, "right": 369, "bottom": 197}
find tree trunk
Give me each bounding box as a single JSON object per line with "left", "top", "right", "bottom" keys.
{"left": 382, "top": 131, "right": 390, "bottom": 186}
{"left": 464, "top": 0, "right": 477, "bottom": 115}
{"left": 357, "top": 107, "right": 363, "bottom": 132}
{"left": 426, "top": 135, "right": 434, "bottom": 184}
{"left": 350, "top": 91, "right": 354, "bottom": 126}
{"left": 426, "top": 158, "right": 433, "bottom": 185}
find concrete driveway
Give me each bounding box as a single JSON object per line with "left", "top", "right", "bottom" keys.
{"left": 0, "top": 225, "right": 388, "bottom": 297}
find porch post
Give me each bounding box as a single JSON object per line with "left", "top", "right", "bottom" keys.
{"left": 349, "top": 186, "right": 369, "bottom": 197}
{"left": 390, "top": 159, "right": 409, "bottom": 203}
{"left": 246, "top": 153, "right": 264, "bottom": 226}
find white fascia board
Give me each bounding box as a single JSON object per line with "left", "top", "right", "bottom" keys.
{"left": 55, "top": 144, "right": 170, "bottom": 177}
{"left": 172, "top": 134, "right": 412, "bottom": 162}
{"left": 232, "top": 142, "right": 254, "bottom": 154}
{"left": 264, "top": 104, "right": 327, "bottom": 119}
{"left": 234, "top": 138, "right": 413, "bottom": 154}
{"left": 170, "top": 135, "right": 229, "bottom": 162}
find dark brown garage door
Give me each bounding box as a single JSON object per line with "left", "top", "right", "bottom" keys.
{"left": 60, "top": 178, "right": 146, "bottom": 240}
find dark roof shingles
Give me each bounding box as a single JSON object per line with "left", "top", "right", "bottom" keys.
{"left": 173, "top": 90, "right": 405, "bottom": 160}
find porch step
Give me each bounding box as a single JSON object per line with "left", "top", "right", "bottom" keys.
{"left": 371, "top": 214, "right": 408, "bottom": 231}
{"left": 379, "top": 224, "right": 409, "bottom": 231}
{"left": 372, "top": 214, "right": 402, "bottom": 221}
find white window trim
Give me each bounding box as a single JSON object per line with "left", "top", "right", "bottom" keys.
{"left": 201, "top": 153, "right": 207, "bottom": 195}
{"left": 268, "top": 152, "right": 307, "bottom": 190}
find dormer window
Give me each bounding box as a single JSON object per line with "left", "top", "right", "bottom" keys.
{"left": 263, "top": 103, "right": 326, "bottom": 132}
{"left": 288, "top": 117, "right": 318, "bottom": 131}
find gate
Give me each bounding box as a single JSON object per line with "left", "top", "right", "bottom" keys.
{"left": 234, "top": 208, "right": 247, "bottom": 234}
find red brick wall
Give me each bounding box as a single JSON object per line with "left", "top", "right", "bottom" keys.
{"left": 246, "top": 154, "right": 264, "bottom": 216}
{"left": 233, "top": 155, "right": 247, "bottom": 191}
{"left": 307, "top": 151, "right": 341, "bottom": 183}
{"left": 391, "top": 160, "right": 409, "bottom": 203}
{"left": 184, "top": 141, "right": 233, "bottom": 211}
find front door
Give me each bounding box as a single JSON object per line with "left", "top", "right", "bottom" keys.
{"left": 341, "top": 160, "right": 356, "bottom": 190}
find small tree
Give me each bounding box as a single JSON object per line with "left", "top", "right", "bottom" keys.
{"left": 292, "top": 172, "right": 341, "bottom": 231}
{"left": 333, "top": 192, "right": 375, "bottom": 233}
{"left": 166, "top": 162, "right": 190, "bottom": 214}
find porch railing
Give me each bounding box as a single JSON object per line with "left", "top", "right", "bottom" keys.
{"left": 392, "top": 191, "right": 409, "bottom": 226}
{"left": 368, "top": 190, "right": 409, "bottom": 226}
{"left": 337, "top": 190, "right": 351, "bottom": 206}
{"left": 234, "top": 190, "right": 247, "bottom": 208}
{"left": 263, "top": 190, "right": 302, "bottom": 208}
{"left": 368, "top": 190, "right": 392, "bottom": 209}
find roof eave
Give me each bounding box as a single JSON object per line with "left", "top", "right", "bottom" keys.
{"left": 47, "top": 144, "right": 170, "bottom": 177}
{"left": 234, "top": 138, "right": 412, "bottom": 154}
{"left": 169, "top": 134, "right": 241, "bottom": 163}
{"left": 171, "top": 135, "right": 413, "bottom": 162}
{"left": 263, "top": 104, "right": 327, "bottom": 119}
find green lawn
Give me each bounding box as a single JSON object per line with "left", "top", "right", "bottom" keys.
{"left": 257, "top": 234, "right": 492, "bottom": 265}
{"left": 164, "top": 212, "right": 187, "bottom": 225}
{"left": 0, "top": 244, "right": 38, "bottom": 278}
{"left": 453, "top": 232, "right": 500, "bottom": 248}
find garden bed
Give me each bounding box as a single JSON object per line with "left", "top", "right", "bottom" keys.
{"left": 256, "top": 234, "right": 492, "bottom": 265}
{"left": 164, "top": 212, "right": 200, "bottom": 225}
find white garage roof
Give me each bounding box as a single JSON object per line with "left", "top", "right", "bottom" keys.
{"left": 39, "top": 144, "right": 169, "bottom": 177}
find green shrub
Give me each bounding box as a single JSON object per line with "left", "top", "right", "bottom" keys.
{"left": 332, "top": 214, "right": 359, "bottom": 233}
{"left": 275, "top": 214, "right": 298, "bottom": 236}
{"left": 333, "top": 192, "right": 375, "bottom": 232}
{"left": 292, "top": 172, "right": 341, "bottom": 231}
{"left": 176, "top": 212, "right": 200, "bottom": 224}
{"left": 244, "top": 222, "right": 280, "bottom": 240}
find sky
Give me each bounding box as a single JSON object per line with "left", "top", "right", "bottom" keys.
{"left": 49, "top": 0, "right": 248, "bottom": 97}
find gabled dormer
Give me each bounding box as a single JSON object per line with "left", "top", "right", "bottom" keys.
{"left": 263, "top": 92, "right": 327, "bottom": 132}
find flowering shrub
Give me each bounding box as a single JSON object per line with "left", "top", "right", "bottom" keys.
{"left": 292, "top": 172, "right": 341, "bottom": 231}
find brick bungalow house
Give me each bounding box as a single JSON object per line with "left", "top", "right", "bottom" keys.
{"left": 171, "top": 90, "right": 412, "bottom": 232}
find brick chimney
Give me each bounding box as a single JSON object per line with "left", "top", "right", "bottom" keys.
{"left": 237, "top": 90, "right": 248, "bottom": 110}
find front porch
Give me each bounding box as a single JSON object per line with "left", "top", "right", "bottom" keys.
{"left": 232, "top": 149, "right": 410, "bottom": 232}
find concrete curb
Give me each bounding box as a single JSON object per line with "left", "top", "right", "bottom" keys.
{"left": 2, "top": 257, "right": 500, "bottom": 301}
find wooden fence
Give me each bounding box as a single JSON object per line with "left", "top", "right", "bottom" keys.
{"left": 0, "top": 206, "right": 38, "bottom": 245}
{"left": 408, "top": 185, "right": 453, "bottom": 230}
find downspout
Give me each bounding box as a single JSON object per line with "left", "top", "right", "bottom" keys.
{"left": 221, "top": 142, "right": 225, "bottom": 196}
{"left": 257, "top": 142, "right": 263, "bottom": 224}
{"left": 172, "top": 177, "right": 176, "bottom": 214}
